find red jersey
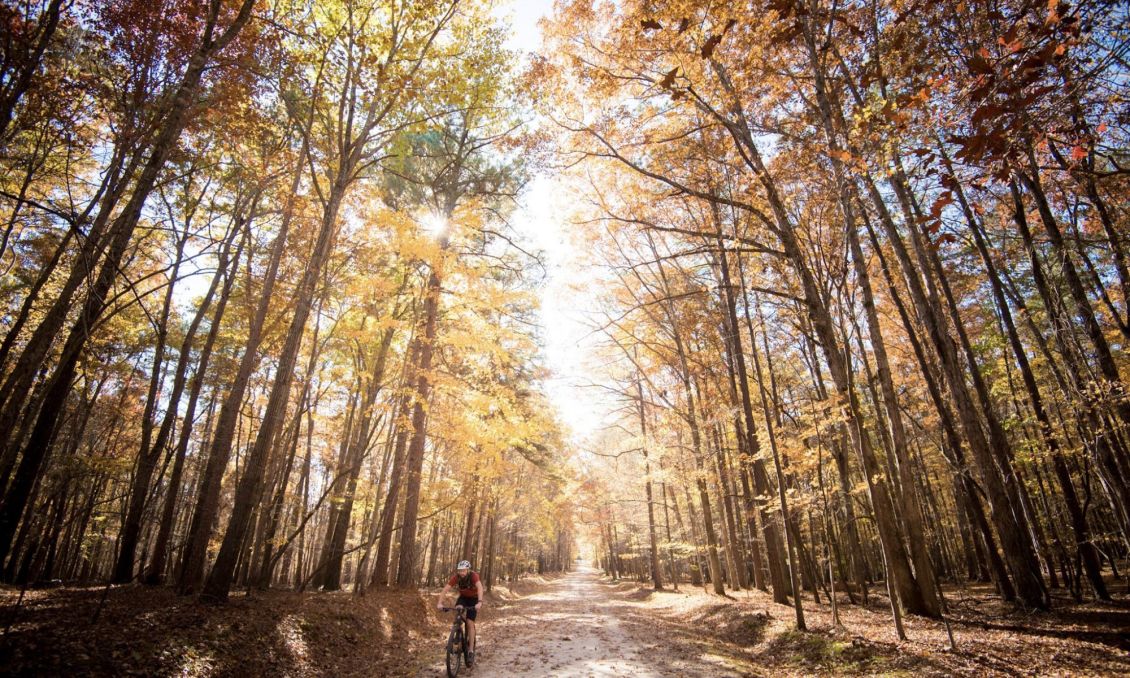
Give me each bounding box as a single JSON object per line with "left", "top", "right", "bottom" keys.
{"left": 448, "top": 571, "right": 480, "bottom": 598}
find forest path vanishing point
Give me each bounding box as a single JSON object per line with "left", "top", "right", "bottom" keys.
{"left": 423, "top": 566, "right": 747, "bottom": 677}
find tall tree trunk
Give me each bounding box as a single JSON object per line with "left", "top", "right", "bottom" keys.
{"left": 370, "top": 382, "right": 415, "bottom": 587}
{"left": 1013, "top": 166, "right": 1130, "bottom": 546}
{"left": 748, "top": 292, "right": 806, "bottom": 628}
{"left": 144, "top": 229, "right": 243, "bottom": 585}
{"left": 941, "top": 156, "right": 1110, "bottom": 601}
{"left": 175, "top": 101, "right": 323, "bottom": 595}
{"left": 396, "top": 235, "right": 449, "bottom": 587}
{"left": 0, "top": 143, "right": 139, "bottom": 456}
{"left": 112, "top": 221, "right": 193, "bottom": 583}
{"left": 845, "top": 223, "right": 942, "bottom": 615}
{"left": 484, "top": 498, "right": 498, "bottom": 591}
{"left": 461, "top": 482, "right": 478, "bottom": 563}
{"left": 202, "top": 167, "right": 351, "bottom": 601}
{"left": 636, "top": 369, "right": 663, "bottom": 590}
{"left": 858, "top": 167, "right": 1048, "bottom": 609}
{"left": 653, "top": 258, "right": 724, "bottom": 594}
{"left": 708, "top": 230, "right": 786, "bottom": 598}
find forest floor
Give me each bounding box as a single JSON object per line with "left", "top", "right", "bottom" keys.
{"left": 428, "top": 566, "right": 1130, "bottom": 677}
{"left": 2, "top": 569, "right": 1128, "bottom": 676}
{"left": 0, "top": 582, "right": 440, "bottom": 676}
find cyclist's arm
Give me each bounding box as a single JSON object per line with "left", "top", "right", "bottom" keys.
{"left": 475, "top": 578, "right": 484, "bottom": 608}
{"left": 437, "top": 582, "right": 453, "bottom": 609}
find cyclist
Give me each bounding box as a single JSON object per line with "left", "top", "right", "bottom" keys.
{"left": 437, "top": 560, "right": 484, "bottom": 667}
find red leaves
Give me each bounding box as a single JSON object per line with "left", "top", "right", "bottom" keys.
{"left": 1037, "top": 41, "right": 1064, "bottom": 66}
{"left": 971, "top": 103, "right": 1006, "bottom": 127}
{"left": 1070, "top": 144, "right": 1088, "bottom": 162}
{"left": 920, "top": 192, "right": 958, "bottom": 248}
{"left": 998, "top": 36, "right": 1024, "bottom": 53}
{"left": 967, "top": 53, "right": 993, "bottom": 75}
{"left": 930, "top": 192, "right": 955, "bottom": 220}
{"left": 998, "top": 25, "right": 1023, "bottom": 53}
{"left": 953, "top": 5, "right": 1076, "bottom": 171}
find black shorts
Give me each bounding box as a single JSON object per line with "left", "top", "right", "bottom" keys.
{"left": 456, "top": 596, "right": 479, "bottom": 621}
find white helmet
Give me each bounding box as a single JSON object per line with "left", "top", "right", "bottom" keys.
{"left": 457, "top": 560, "right": 471, "bottom": 570}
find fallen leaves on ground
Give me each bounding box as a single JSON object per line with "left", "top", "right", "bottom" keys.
{"left": 0, "top": 584, "right": 438, "bottom": 677}
{"left": 4, "top": 573, "right": 1128, "bottom": 677}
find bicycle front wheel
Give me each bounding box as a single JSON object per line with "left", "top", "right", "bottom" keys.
{"left": 445, "top": 629, "right": 464, "bottom": 677}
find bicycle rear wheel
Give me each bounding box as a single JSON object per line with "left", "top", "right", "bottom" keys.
{"left": 445, "top": 629, "right": 464, "bottom": 677}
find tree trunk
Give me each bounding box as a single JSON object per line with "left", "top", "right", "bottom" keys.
{"left": 112, "top": 221, "right": 193, "bottom": 583}
{"left": 635, "top": 369, "right": 663, "bottom": 590}
{"left": 396, "top": 241, "right": 448, "bottom": 587}
{"left": 202, "top": 171, "right": 350, "bottom": 601}
{"left": 144, "top": 228, "right": 242, "bottom": 585}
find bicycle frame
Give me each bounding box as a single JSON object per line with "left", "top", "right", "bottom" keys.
{"left": 442, "top": 606, "right": 469, "bottom": 677}
{"left": 443, "top": 606, "right": 469, "bottom": 634}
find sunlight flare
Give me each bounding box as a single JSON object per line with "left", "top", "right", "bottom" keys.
{"left": 421, "top": 212, "right": 448, "bottom": 238}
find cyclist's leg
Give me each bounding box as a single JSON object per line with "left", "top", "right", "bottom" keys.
{"left": 457, "top": 596, "right": 478, "bottom": 660}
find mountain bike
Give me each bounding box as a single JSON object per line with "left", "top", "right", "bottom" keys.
{"left": 441, "top": 606, "right": 471, "bottom": 676}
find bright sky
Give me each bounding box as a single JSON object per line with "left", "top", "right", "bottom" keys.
{"left": 494, "top": 0, "right": 615, "bottom": 445}
{"left": 493, "top": 0, "right": 555, "bottom": 54}
{"left": 512, "top": 170, "right": 611, "bottom": 445}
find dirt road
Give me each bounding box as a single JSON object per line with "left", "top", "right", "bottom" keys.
{"left": 424, "top": 567, "right": 747, "bottom": 677}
